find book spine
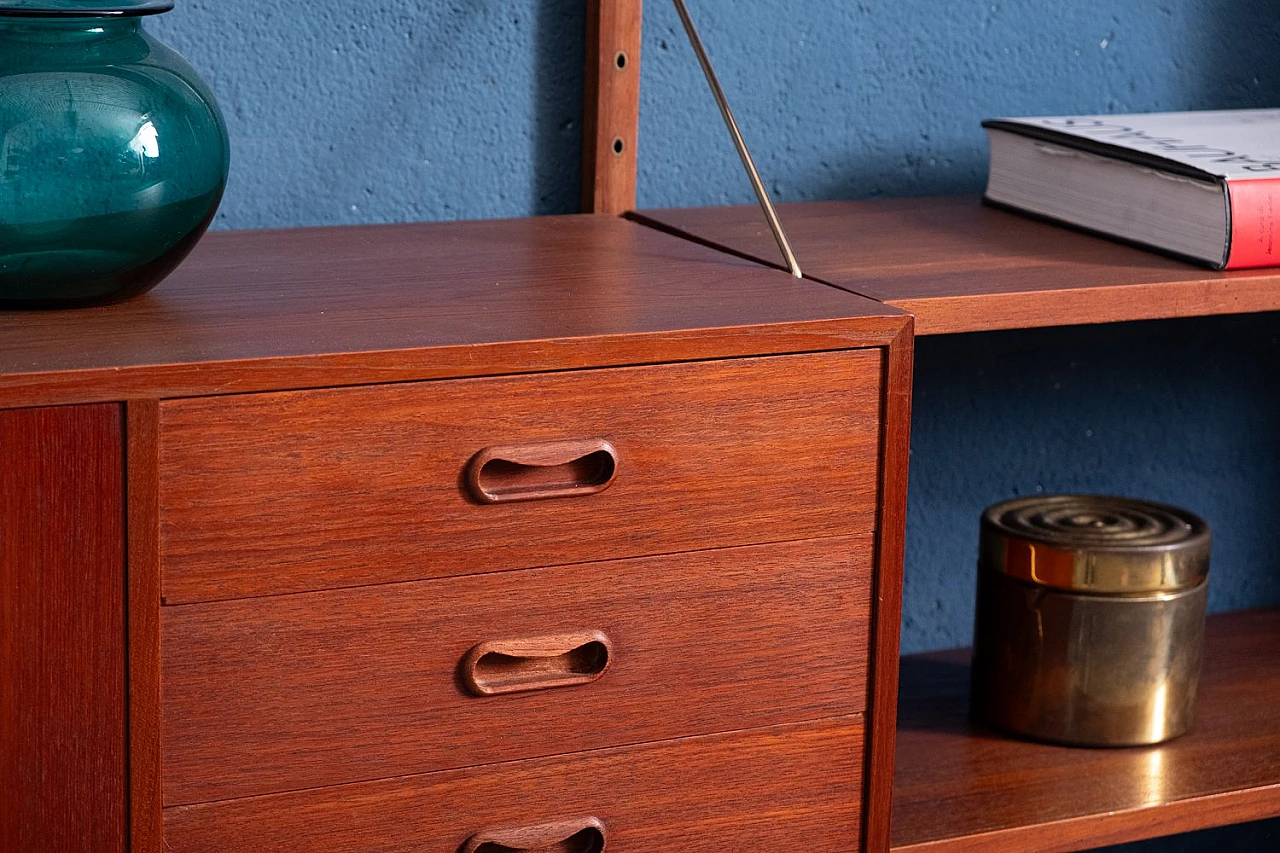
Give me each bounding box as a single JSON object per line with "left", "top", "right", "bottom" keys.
{"left": 1226, "top": 178, "right": 1280, "bottom": 269}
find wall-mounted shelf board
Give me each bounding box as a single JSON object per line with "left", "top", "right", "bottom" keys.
{"left": 634, "top": 196, "right": 1280, "bottom": 336}
{"left": 891, "top": 607, "right": 1280, "bottom": 853}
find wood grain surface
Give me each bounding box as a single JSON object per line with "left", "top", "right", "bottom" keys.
{"left": 158, "top": 349, "right": 883, "bottom": 603}
{"left": 633, "top": 196, "right": 1280, "bottom": 335}
{"left": 162, "top": 716, "right": 866, "bottom": 852}
{"left": 161, "top": 535, "right": 874, "bottom": 805}
{"left": 892, "top": 607, "right": 1280, "bottom": 853}
{"left": 0, "top": 405, "right": 125, "bottom": 853}
{"left": 127, "top": 401, "right": 165, "bottom": 853}
{"left": 0, "top": 215, "right": 905, "bottom": 410}
{"left": 862, "top": 322, "right": 915, "bottom": 853}
{"left": 582, "top": 0, "right": 642, "bottom": 214}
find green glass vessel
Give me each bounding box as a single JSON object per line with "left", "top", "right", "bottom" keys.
{"left": 0, "top": 1, "right": 229, "bottom": 307}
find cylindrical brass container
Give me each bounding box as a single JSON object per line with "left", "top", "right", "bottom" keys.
{"left": 971, "top": 495, "right": 1210, "bottom": 746}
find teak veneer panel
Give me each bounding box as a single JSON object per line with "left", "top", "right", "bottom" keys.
{"left": 158, "top": 349, "right": 882, "bottom": 602}
{"left": 0, "top": 214, "right": 906, "bottom": 409}
{"left": 162, "top": 535, "right": 874, "bottom": 804}
{"left": 0, "top": 405, "right": 125, "bottom": 853}
{"left": 635, "top": 196, "right": 1280, "bottom": 335}
{"left": 162, "top": 716, "right": 866, "bottom": 853}
{"left": 892, "top": 607, "right": 1280, "bottom": 853}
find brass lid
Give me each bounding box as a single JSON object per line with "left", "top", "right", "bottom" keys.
{"left": 980, "top": 494, "right": 1210, "bottom": 594}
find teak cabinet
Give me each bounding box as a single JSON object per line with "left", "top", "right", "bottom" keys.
{"left": 1, "top": 214, "right": 912, "bottom": 853}
{"left": 9, "top": 197, "right": 1280, "bottom": 853}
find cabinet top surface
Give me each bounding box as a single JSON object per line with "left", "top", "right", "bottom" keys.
{"left": 0, "top": 214, "right": 904, "bottom": 407}
{"left": 638, "top": 196, "right": 1280, "bottom": 335}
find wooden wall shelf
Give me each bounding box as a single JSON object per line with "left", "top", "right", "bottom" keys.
{"left": 632, "top": 196, "right": 1280, "bottom": 851}
{"left": 631, "top": 195, "right": 1280, "bottom": 851}
{"left": 4, "top": 2, "right": 1272, "bottom": 848}
{"left": 7, "top": 189, "right": 1278, "bottom": 853}
{"left": 892, "top": 607, "right": 1280, "bottom": 853}
{"left": 635, "top": 196, "right": 1280, "bottom": 335}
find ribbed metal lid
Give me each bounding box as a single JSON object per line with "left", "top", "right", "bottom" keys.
{"left": 980, "top": 494, "right": 1211, "bottom": 594}
{"left": 0, "top": 1, "right": 172, "bottom": 17}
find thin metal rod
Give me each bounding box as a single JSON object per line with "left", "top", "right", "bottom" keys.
{"left": 672, "top": 0, "right": 802, "bottom": 279}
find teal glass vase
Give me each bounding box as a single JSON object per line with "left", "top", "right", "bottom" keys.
{"left": 0, "top": 1, "right": 229, "bottom": 307}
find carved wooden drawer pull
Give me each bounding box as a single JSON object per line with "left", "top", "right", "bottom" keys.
{"left": 461, "top": 817, "right": 606, "bottom": 853}
{"left": 465, "top": 439, "right": 618, "bottom": 503}
{"left": 460, "top": 631, "right": 613, "bottom": 696}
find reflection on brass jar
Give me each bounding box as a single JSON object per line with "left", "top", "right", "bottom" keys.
{"left": 971, "top": 494, "right": 1210, "bottom": 747}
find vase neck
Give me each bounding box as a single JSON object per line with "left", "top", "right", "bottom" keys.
{"left": 0, "top": 16, "right": 140, "bottom": 42}
{"left": 0, "top": 1, "right": 172, "bottom": 15}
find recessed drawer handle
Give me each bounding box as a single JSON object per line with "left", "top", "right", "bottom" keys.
{"left": 460, "top": 817, "right": 606, "bottom": 853}
{"left": 465, "top": 439, "right": 618, "bottom": 504}
{"left": 460, "top": 631, "right": 613, "bottom": 696}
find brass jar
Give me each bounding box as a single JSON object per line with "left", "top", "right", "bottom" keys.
{"left": 971, "top": 494, "right": 1210, "bottom": 746}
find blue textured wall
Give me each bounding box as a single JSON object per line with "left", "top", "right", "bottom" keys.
{"left": 637, "top": 0, "right": 1280, "bottom": 207}
{"left": 151, "top": 1, "right": 587, "bottom": 226}
{"left": 148, "top": 7, "right": 1280, "bottom": 846}
{"left": 151, "top": 1, "right": 1279, "bottom": 225}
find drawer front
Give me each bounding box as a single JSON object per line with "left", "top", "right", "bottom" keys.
{"left": 158, "top": 349, "right": 882, "bottom": 603}
{"left": 162, "top": 536, "right": 874, "bottom": 805}
{"left": 163, "top": 716, "right": 865, "bottom": 852}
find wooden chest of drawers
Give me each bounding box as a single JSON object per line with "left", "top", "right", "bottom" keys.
{"left": 1, "top": 214, "right": 911, "bottom": 852}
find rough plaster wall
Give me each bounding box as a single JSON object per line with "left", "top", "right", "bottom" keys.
{"left": 150, "top": 1, "right": 586, "bottom": 227}
{"left": 637, "top": 0, "right": 1280, "bottom": 207}
{"left": 146, "top": 12, "right": 1280, "bottom": 846}
{"left": 153, "top": 0, "right": 1280, "bottom": 226}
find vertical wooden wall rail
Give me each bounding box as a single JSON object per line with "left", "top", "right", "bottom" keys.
{"left": 0, "top": 404, "right": 126, "bottom": 853}
{"left": 582, "top": 0, "right": 643, "bottom": 214}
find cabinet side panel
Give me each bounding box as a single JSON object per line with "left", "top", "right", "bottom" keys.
{"left": 864, "top": 323, "right": 914, "bottom": 853}
{"left": 0, "top": 404, "right": 125, "bottom": 853}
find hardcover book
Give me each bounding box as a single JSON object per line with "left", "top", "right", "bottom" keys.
{"left": 983, "top": 109, "right": 1280, "bottom": 269}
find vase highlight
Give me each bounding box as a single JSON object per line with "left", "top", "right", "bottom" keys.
{"left": 0, "top": 1, "right": 229, "bottom": 307}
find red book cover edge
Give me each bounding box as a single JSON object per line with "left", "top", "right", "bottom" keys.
{"left": 1227, "top": 177, "right": 1280, "bottom": 269}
